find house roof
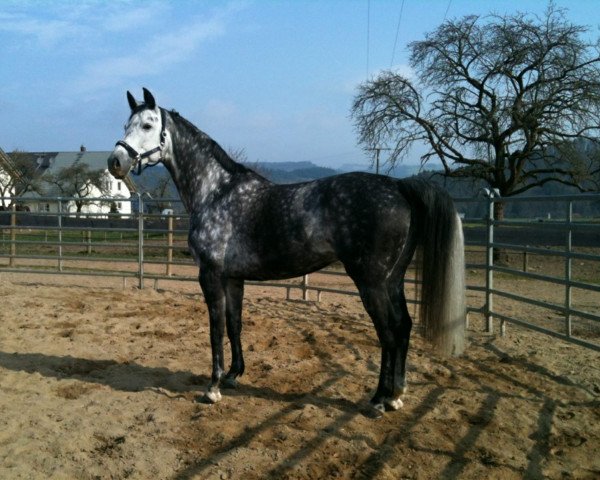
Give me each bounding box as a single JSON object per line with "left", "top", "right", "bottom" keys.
{"left": 17, "top": 150, "right": 107, "bottom": 198}
{"left": 45, "top": 151, "right": 112, "bottom": 174}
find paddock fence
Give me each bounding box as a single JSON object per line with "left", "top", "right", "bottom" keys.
{"left": 1, "top": 192, "right": 599, "bottom": 352}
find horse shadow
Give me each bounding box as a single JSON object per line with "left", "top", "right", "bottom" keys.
{"left": 0, "top": 350, "right": 358, "bottom": 413}
{"left": 0, "top": 350, "right": 202, "bottom": 393}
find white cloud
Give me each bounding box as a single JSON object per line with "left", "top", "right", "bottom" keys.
{"left": 67, "top": 7, "right": 233, "bottom": 95}
{"left": 0, "top": 2, "right": 165, "bottom": 49}
{"left": 0, "top": 2, "right": 242, "bottom": 95}
{"left": 0, "top": 11, "right": 82, "bottom": 47}
{"left": 102, "top": 4, "right": 167, "bottom": 32}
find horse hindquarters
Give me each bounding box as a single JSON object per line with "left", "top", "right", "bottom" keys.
{"left": 340, "top": 211, "right": 416, "bottom": 413}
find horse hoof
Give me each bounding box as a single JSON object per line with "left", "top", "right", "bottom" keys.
{"left": 362, "top": 402, "right": 385, "bottom": 419}
{"left": 221, "top": 376, "right": 238, "bottom": 389}
{"left": 198, "top": 389, "right": 222, "bottom": 404}
{"left": 384, "top": 397, "right": 404, "bottom": 411}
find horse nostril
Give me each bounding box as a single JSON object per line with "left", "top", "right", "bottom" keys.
{"left": 110, "top": 156, "right": 121, "bottom": 170}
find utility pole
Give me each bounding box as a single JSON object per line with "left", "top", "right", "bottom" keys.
{"left": 368, "top": 146, "right": 392, "bottom": 175}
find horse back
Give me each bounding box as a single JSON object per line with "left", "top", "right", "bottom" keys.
{"left": 189, "top": 172, "right": 416, "bottom": 280}
{"left": 227, "top": 172, "right": 413, "bottom": 279}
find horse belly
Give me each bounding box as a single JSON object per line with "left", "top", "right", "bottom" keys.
{"left": 227, "top": 232, "right": 337, "bottom": 281}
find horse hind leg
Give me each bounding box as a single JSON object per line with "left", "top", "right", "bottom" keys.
{"left": 355, "top": 282, "right": 401, "bottom": 415}
{"left": 357, "top": 277, "right": 413, "bottom": 415}
{"left": 383, "top": 235, "right": 416, "bottom": 409}
{"left": 377, "top": 297, "right": 411, "bottom": 414}
{"left": 375, "top": 323, "right": 408, "bottom": 413}
{"left": 388, "top": 283, "right": 413, "bottom": 407}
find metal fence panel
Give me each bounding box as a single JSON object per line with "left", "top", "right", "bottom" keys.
{"left": 1, "top": 192, "right": 599, "bottom": 351}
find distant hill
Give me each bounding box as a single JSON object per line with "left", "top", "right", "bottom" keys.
{"left": 253, "top": 161, "right": 319, "bottom": 172}
{"left": 337, "top": 162, "right": 431, "bottom": 178}
{"left": 252, "top": 162, "right": 338, "bottom": 183}
{"left": 252, "top": 160, "right": 436, "bottom": 184}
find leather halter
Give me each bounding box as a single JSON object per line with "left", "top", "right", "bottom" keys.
{"left": 115, "top": 108, "right": 167, "bottom": 175}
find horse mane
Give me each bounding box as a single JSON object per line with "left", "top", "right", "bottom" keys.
{"left": 167, "top": 109, "right": 258, "bottom": 177}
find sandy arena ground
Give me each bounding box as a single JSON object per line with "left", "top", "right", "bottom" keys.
{"left": 0, "top": 271, "right": 599, "bottom": 480}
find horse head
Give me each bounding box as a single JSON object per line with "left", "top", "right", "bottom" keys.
{"left": 108, "top": 88, "right": 170, "bottom": 178}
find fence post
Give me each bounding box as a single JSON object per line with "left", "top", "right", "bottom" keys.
{"left": 565, "top": 200, "right": 573, "bottom": 337}
{"left": 166, "top": 214, "right": 173, "bottom": 276}
{"left": 57, "top": 199, "right": 63, "bottom": 272}
{"left": 86, "top": 230, "right": 92, "bottom": 255}
{"left": 302, "top": 274, "right": 309, "bottom": 301}
{"left": 138, "top": 193, "right": 144, "bottom": 289}
{"left": 9, "top": 203, "right": 16, "bottom": 267}
{"left": 484, "top": 189, "right": 496, "bottom": 334}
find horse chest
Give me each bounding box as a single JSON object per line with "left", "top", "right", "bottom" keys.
{"left": 188, "top": 197, "right": 262, "bottom": 267}
{"left": 188, "top": 209, "right": 234, "bottom": 265}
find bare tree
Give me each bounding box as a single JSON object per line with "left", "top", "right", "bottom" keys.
{"left": 1, "top": 150, "right": 42, "bottom": 205}
{"left": 227, "top": 146, "right": 248, "bottom": 164}
{"left": 227, "top": 146, "right": 271, "bottom": 178}
{"left": 135, "top": 172, "right": 177, "bottom": 212}
{"left": 42, "top": 163, "right": 109, "bottom": 213}
{"left": 352, "top": 4, "right": 600, "bottom": 217}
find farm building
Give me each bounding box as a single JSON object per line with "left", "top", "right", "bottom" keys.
{"left": 0, "top": 146, "right": 135, "bottom": 216}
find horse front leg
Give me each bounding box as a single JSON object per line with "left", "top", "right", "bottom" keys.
{"left": 199, "top": 268, "right": 226, "bottom": 403}
{"left": 222, "top": 278, "right": 245, "bottom": 389}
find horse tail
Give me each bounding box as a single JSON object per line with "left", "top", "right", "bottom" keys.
{"left": 398, "top": 178, "right": 466, "bottom": 356}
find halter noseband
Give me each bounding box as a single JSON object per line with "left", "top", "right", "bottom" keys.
{"left": 116, "top": 108, "right": 167, "bottom": 175}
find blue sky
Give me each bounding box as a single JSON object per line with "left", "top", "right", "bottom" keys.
{"left": 0, "top": 0, "right": 598, "bottom": 168}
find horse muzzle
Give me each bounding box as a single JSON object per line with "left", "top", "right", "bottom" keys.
{"left": 107, "top": 149, "right": 133, "bottom": 179}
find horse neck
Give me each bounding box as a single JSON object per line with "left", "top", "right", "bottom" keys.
{"left": 164, "top": 114, "right": 248, "bottom": 212}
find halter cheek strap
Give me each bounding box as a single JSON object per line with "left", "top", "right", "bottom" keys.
{"left": 115, "top": 108, "right": 167, "bottom": 175}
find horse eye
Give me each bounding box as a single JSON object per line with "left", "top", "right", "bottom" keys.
{"left": 143, "top": 123, "right": 152, "bottom": 131}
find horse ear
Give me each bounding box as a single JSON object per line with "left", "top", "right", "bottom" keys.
{"left": 142, "top": 88, "right": 156, "bottom": 109}
{"left": 127, "top": 91, "right": 138, "bottom": 111}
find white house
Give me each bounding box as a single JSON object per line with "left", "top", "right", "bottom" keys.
{"left": 0, "top": 168, "right": 15, "bottom": 209}
{"left": 2, "top": 147, "right": 134, "bottom": 216}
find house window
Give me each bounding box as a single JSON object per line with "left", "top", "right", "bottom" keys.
{"left": 117, "top": 202, "right": 122, "bottom": 209}
{"left": 117, "top": 181, "right": 122, "bottom": 191}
